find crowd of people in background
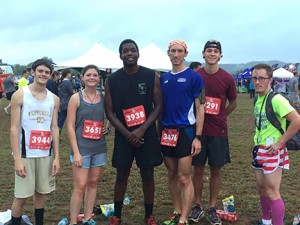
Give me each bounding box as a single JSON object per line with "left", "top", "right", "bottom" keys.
{"left": 1, "top": 38, "right": 300, "bottom": 225}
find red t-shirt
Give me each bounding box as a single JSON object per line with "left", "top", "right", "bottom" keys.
{"left": 0, "top": 78, "right": 3, "bottom": 92}
{"left": 197, "top": 67, "right": 237, "bottom": 136}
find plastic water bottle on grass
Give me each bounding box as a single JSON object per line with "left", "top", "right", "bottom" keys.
{"left": 58, "top": 217, "right": 68, "bottom": 225}
{"left": 123, "top": 196, "right": 131, "bottom": 205}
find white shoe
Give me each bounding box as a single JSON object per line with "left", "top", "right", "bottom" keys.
{"left": 4, "top": 107, "right": 9, "bottom": 114}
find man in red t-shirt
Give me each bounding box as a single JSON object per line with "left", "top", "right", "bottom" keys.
{"left": 189, "top": 40, "right": 238, "bottom": 225}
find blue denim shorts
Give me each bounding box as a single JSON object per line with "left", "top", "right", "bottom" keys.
{"left": 70, "top": 152, "right": 107, "bottom": 168}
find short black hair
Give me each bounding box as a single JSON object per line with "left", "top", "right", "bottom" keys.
{"left": 119, "top": 39, "right": 139, "bottom": 55}
{"left": 31, "top": 58, "right": 53, "bottom": 74}
{"left": 189, "top": 62, "right": 201, "bottom": 69}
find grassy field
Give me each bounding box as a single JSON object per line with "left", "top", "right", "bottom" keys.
{"left": 0, "top": 93, "right": 299, "bottom": 225}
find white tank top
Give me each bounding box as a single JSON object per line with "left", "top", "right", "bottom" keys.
{"left": 19, "top": 86, "right": 55, "bottom": 158}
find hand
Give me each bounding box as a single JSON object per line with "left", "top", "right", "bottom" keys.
{"left": 191, "top": 138, "right": 201, "bottom": 156}
{"left": 266, "top": 142, "right": 281, "bottom": 155}
{"left": 103, "top": 127, "right": 111, "bottom": 135}
{"left": 73, "top": 152, "right": 83, "bottom": 167}
{"left": 131, "top": 138, "right": 145, "bottom": 148}
{"left": 126, "top": 128, "right": 145, "bottom": 145}
{"left": 14, "top": 158, "right": 27, "bottom": 178}
{"left": 52, "top": 158, "right": 60, "bottom": 176}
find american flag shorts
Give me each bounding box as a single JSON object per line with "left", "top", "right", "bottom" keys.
{"left": 251, "top": 145, "right": 289, "bottom": 174}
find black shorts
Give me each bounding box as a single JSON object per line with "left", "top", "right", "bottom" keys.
{"left": 112, "top": 133, "right": 163, "bottom": 169}
{"left": 6, "top": 91, "right": 15, "bottom": 101}
{"left": 161, "top": 126, "right": 195, "bottom": 159}
{"left": 0, "top": 92, "right": 2, "bottom": 98}
{"left": 192, "top": 135, "right": 230, "bottom": 167}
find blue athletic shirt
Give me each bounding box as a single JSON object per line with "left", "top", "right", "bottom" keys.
{"left": 160, "top": 67, "right": 204, "bottom": 127}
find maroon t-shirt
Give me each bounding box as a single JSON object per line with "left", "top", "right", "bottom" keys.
{"left": 197, "top": 67, "right": 237, "bottom": 136}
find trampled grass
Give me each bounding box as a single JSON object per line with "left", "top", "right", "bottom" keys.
{"left": 0, "top": 93, "right": 299, "bottom": 225}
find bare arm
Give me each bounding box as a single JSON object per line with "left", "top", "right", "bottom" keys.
{"left": 191, "top": 98, "right": 204, "bottom": 156}
{"left": 10, "top": 89, "right": 26, "bottom": 177}
{"left": 51, "top": 95, "right": 60, "bottom": 176}
{"left": 104, "top": 79, "right": 132, "bottom": 139}
{"left": 131, "top": 74, "right": 163, "bottom": 138}
{"left": 294, "top": 83, "right": 299, "bottom": 95}
{"left": 226, "top": 98, "right": 237, "bottom": 116}
{"left": 66, "top": 93, "right": 82, "bottom": 166}
{"left": 276, "top": 110, "right": 300, "bottom": 147}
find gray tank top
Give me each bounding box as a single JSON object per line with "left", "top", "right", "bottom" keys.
{"left": 71, "top": 91, "right": 107, "bottom": 156}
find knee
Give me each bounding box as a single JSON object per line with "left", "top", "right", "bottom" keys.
{"left": 141, "top": 174, "right": 154, "bottom": 185}
{"left": 193, "top": 166, "right": 204, "bottom": 176}
{"left": 87, "top": 180, "right": 98, "bottom": 189}
{"left": 210, "top": 167, "right": 221, "bottom": 177}
{"left": 167, "top": 170, "right": 178, "bottom": 181}
{"left": 15, "top": 198, "right": 27, "bottom": 207}
{"left": 74, "top": 183, "right": 86, "bottom": 195}
{"left": 116, "top": 170, "right": 130, "bottom": 183}
{"left": 178, "top": 173, "right": 192, "bottom": 187}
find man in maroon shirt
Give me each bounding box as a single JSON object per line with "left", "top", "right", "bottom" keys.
{"left": 189, "top": 40, "right": 237, "bottom": 225}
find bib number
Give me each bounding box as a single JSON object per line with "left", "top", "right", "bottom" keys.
{"left": 123, "top": 105, "right": 146, "bottom": 127}
{"left": 160, "top": 128, "right": 179, "bottom": 147}
{"left": 82, "top": 120, "right": 103, "bottom": 140}
{"left": 204, "top": 96, "right": 221, "bottom": 115}
{"left": 29, "top": 130, "right": 51, "bottom": 150}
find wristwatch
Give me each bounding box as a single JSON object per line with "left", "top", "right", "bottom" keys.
{"left": 195, "top": 135, "right": 202, "bottom": 141}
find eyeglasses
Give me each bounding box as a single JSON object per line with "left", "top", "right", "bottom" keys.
{"left": 251, "top": 77, "right": 270, "bottom": 82}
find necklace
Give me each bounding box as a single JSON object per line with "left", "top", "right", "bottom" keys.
{"left": 84, "top": 89, "right": 97, "bottom": 104}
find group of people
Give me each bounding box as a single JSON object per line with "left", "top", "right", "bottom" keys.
{"left": 4, "top": 38, "right": 300, "bottom": 225}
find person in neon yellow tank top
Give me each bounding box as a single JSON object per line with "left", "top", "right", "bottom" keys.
{"left": 252, "top": 64, "right": 300, "bottom": 225}
{"left": 18, "top": 69, "right": 30, "bottom": 89}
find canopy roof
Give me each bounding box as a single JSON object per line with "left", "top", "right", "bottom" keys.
{"left": 56, "top": 43, "right": 122, "bottom": 69}
{"left": 273, "top": 68, "right": 293, "bottom": 79}
{"left": 139, "top": 43, "right": 171, "bottom": 71}
{"left": 56, "top": 42, "right": 172, "bottom": 71}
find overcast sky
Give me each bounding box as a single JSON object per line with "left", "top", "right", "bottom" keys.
{"left": 1, "top": 0, "right": 299, "bottom": 65}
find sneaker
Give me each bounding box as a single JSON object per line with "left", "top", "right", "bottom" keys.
{"left": 21, "top": 215, "right": 33, "bottom": 225}
{"left": 83, "top": 218, "right": 96, "bottom": 225}
{"left": 188, "top": 204, "right": 205, "bottom": 223}
{"left": 144, "top": 215, "right": 157, "bottom": 225}
{"left": 293, "top": 214, "right": 300, "bottom": 225}
{"left": 163, "top": 211, "right": 180, "bottom": 225}
{"left": 109, "top": 216, "right": 122, "bottom": 225}
{"left": 178, "top": 222, "right": 189, "bottom": 225}
{"left": 254, "top": 220, "right": 272, "bottom": 225}
{"left": 4, "top": 216, "right": 33, "bottom": 225}
{"left": 4, "top": 107, "right": 9, "bottom": 115}
{"left": 207, "top": 207, "right": 222, "bottom": 225}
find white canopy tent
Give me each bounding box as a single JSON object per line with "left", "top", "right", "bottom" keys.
{"left": 56, "top": 43, "right": 122, "bottom": 69}
{"left": 273, "top": 68, "right": 294, "bottom": 93}
{"left": 273, "top": 68, "right": 294, "bottom": 79}
{"left": 139, "top": 43, "right": 171, "bottom": 71}
{"left": 56, "top": 42, "right": 172, "bottom": 71}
